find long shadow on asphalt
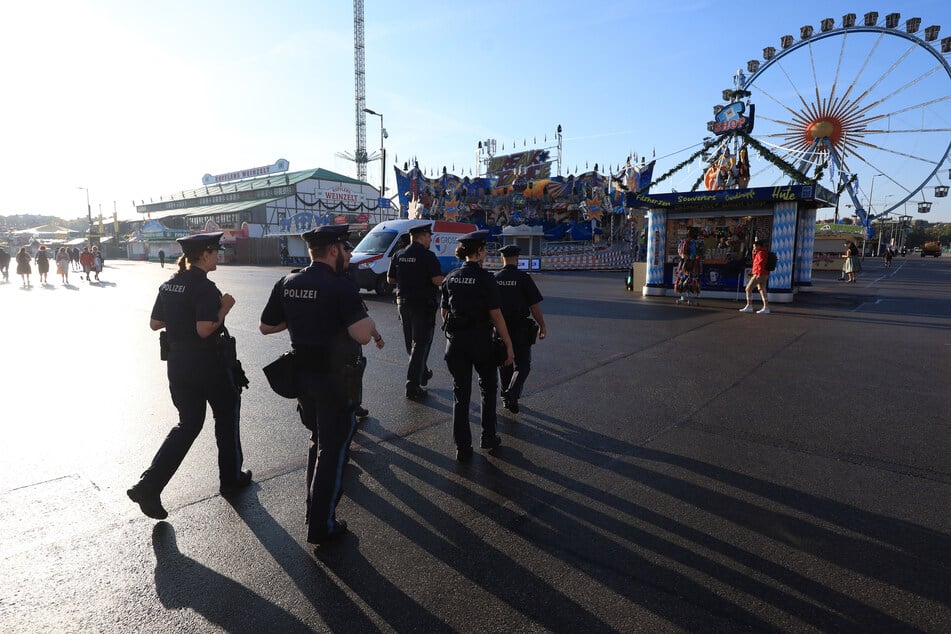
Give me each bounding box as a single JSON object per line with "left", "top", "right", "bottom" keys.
{"left": 346, "top": 434, "right": 774, "bottom": 631}
{"left": 512, "top": 408, "right": 949, "bottom": 629}
{"left": 152, "top": 521, "right": 313, "bottom": 633}
{"left": 223, "top": 487, "right": 446, "bottom": 632}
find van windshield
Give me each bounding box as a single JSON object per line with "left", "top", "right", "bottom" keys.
{"left": 354, "top": 230, "right": 397, "bottom": 255}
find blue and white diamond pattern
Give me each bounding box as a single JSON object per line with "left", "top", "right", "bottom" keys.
{"left": 646, "top": 209, "right": 667, "bottom": 285}
{"left": 770, "top": 202, "right": 797, "bottom": 290}
{"left": 796, "top": 208, "right": 816, "bottom": 285}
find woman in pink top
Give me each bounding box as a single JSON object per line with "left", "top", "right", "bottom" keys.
{"left": 739, "top": 239, "right": 770, "bottom": 314}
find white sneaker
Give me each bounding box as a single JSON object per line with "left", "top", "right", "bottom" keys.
{"left": 756, "top": 307, "right": 771, "bottom": 314}
{"left": 738, "top": 306, "right": 754, "bottom": 313}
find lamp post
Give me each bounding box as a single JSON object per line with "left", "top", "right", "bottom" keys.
{"left": 363, "top": 108, "right": 386, "bottom": 200}
{"left": 76, "top": 186, "right": 92, "bottom": 245}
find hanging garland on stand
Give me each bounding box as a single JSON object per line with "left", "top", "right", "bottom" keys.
{"left": 635, "top": 139, "right": 720, "bottom": 195}
{"left": 735, "top": 131, "right": 817, "bottom": 186}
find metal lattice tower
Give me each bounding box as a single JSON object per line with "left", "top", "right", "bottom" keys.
{"left": 353, "top": 0, "right": 368, "bottom": 182}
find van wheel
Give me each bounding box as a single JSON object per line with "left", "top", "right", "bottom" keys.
{"left": 375, "top": 274, "right": 394, "bottom": 296}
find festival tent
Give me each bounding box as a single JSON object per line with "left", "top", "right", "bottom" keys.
{"left": 13, "top": 224, "right": 75, "bottom": 239}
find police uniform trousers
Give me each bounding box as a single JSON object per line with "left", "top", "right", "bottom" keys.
{"left": 140, "top": 349, "right": 243, "bottom": 492}
{"left": 295, "top": 369, "right": 357, "bottom": 541}
{"left": 445, "top": 329, "right": 498, "bottom": 449}
{"left": 397, "top": 298, "right": 436, "bottom": 387}
{"left": 499, "top": 336, "right": 532, "bottom": 402}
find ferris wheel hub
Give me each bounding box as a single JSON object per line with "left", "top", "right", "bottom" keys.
{"left": 807, "top": 120, "right": 836, "bottom": 141}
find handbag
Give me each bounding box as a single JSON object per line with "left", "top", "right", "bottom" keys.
{"left": 263, "top": 351, "right": 299, "bottom": 398}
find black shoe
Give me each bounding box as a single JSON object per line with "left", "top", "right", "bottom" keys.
{"left": 480, "top": 435, "right": 502, "bottom": 450}
{"left": 406, "top": 385, "right": 428, "bottom": 400}
{"left": 421, "top": 368, "right": 433, "bottom": 387}
{"left": 127, "top": 485, "right": 168, "bottom": 520}
{"left": 220, "top": 470, "right": 253, "bottom": 495}
{"left": 308, "top": 520, "right": 348, "bottom": 545}
{"left": 354, "top": 405, "right": 369, "bottom": 418}
{"left": 456, "top": 447, "right": 473, "bottom": 462}
{"left": 503, "top": 398, "right": 520, "bottom": 414}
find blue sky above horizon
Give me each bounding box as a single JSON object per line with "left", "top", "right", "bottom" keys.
{"left": 1, "top": 0, "right": 948, "bottom": 222}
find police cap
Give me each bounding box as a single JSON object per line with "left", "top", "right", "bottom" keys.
{"left": 458, "top": 230, "right": 489, "bottom": 245}
{"left": 409, "top": 222, "right": 433, "bottom": 236}
{"left": 177, "top": 232, "right": 224, "bottom": 255}
{"left": 498, "top": 244, "right": 521, "bottom": 257}
{"left": 302, "top": 224, "right": 351, "bottom": 248}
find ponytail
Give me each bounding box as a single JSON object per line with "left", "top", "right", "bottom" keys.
{"left": 177, "top": 254, "right": 189, "bottom": 274}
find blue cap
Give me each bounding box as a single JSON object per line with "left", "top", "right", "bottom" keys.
{"left": 302, "top": 224, "right": 350, "bottom": 248}
{"left": 498, "top": 244, "right": 521, "bottom": 256}
{"left": 458, "top": 230, "right": 489, "bottom": 244}
{"left": 177, "top": 232, "right": 223, "bottom": 252}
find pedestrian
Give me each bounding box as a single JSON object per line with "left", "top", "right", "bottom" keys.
{"left": 34, "top": 245, "right": 50, "bottom": 285}
{"left": 15, "top": 247, "right": 32, "bottom": 287}
{"left": 55, "top": 247, "right": 70, "bottom": 285}
{"left": 386, "top": 222, "right": 444, "bottom": 399}
{"left": 259, "top": 224, "right": 384, "bottom": 546}
{"left": 158, "top": 249, "right": 166, "bottom": 268}
{"left": 738, "top": 239, "right": 770, "bottom": 314}
{"left": 79, "top": 247, "right": 93, "bottom": 281}
{"left": 70, "top": 247, "right": 80, "bottom": 272}
{"left": 127, "top": 232, "right": 251, "bottom": 520}
{"left": 841, "top": 240, "right": 861, "bottom": 283}
{"left": 92, "top": 246, "right": 103, "bottom": 281}
{"left": 884, "top": 247, "right": 893, "bottom": 268}
{"left": 494, "top": 245, "right": 547, "bottom": 414}
{"left": 0, "top": 246, "right": 10, "bottom": 283}
{"left": 441, "top": 230, "right": 514, "bottom": 462}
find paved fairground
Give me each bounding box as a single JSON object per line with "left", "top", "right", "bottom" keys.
{"left": 0, "top": 255, "right": 949, "bottom": 633}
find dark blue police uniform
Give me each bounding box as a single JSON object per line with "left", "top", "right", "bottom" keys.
{"left": 387, "top": 224, "right": 442, "bottom": 397}
{"left": 129, "top": 232, "right": 247, "bottom": 520}
{"left": 494, "top": 247, "right": 543, "bottom": 409}
{"left": 441, "top": 231, "right": 503, "bottom": 457}
{"left": 260, "top": 225, "right": 367, "bottom": 543}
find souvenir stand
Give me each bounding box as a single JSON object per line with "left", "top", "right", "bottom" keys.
{"left": 634, "top": 184, "right": 835, "bottom": 303}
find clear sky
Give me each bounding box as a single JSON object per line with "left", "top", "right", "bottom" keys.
{"left": 1, "top": 0, "right": 948, "bottom": 222}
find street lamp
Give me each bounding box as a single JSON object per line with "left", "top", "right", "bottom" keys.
{"left": 363, "top": 108, "right": 387, "bottom": 199}
{"left": 76, "top": 186, "right": 92, "bottom": 244}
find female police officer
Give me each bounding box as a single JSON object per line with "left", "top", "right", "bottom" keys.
{"left": 128, "top": 232, "right": 251, "bottom": 520}
{"left": 441, "top": 230, "right": 514, "bottom": 462}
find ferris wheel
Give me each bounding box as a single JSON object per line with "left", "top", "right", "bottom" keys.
{"left": 740, "top": 11, "right": 951, "bottom": 220}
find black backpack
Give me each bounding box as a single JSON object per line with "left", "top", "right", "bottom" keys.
{"left": 765, "top": 251, "right": 778, "bottom": 272}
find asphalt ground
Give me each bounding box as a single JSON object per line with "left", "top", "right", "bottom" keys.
{"left": 0, "top": 255, "right": 949, "bottom": 632}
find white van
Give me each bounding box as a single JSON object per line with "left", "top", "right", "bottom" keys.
{"left": 350, "top": 219, "right": 478, "bottom": 295}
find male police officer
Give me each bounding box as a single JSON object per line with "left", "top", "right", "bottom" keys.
{"left": 387, "top": 222, "right": 444, "bottom": 400}
{"left": 495, "top": 245, "right": 547, "bottom": 414}
{"left": 259, "top": 225, "right": 384, "bottom": 546}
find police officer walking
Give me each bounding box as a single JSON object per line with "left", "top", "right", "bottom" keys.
{"left": 495, "top": 245, "right": 547, "bottom": 414}
{"left": 387, "top": 222, "right": 444, "bottom": 400}
{"left": 259, "top": 225, "right": 384, "bottom": 546}
{"left": 441, "top": 231, "right": 514, "bottom": 462}
{"left": 128, "top": 232, "right": 251, "bottom": 520}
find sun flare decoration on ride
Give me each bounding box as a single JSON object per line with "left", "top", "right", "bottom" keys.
{"left": 741, "top": 11, "right": 951, "bottom": 223}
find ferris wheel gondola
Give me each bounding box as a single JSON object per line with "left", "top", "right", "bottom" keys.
{"left": 740, "top": 12, "right": 951, "bottom": 221}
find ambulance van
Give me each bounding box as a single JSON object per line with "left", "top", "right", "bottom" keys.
{"left": 349, "top": 219, "right": 478, "bottom": 295}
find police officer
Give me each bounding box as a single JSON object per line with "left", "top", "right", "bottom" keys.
{"left": 387, "top": 222, "right": 444, "bottom": 399}
{"left": 128, "top": 232, "right": 251, "bottom": 520}
{"left": 495, "top": 245, "right": 547, "bottom": 414}
{"left": 441, "top": 231, "right": 514, "bottom": 462}
{"left": 259, "top": 225, "right": 384, "bottom": 546}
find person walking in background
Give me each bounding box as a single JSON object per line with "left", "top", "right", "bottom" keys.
{"left": 16, "top": 247, "right": 32, "bottom": 287}
{"left": 494, "top": 245, "right": 547, "bottom": 414}
{"left": 841, "top": 240, "right": 861, "bottom": 283}
{"left": 158, "top": 249, "right": 166, "bottom": 268}
{"left": 70, "top": 246, "right": 80, "bottom": 272}
{"left": 0, "top": 246, "right": 10, "bottom": 283}
{"left": 739, "top": 239, "right": 770, "bottom": 314}
{"left": 79, "top": 247, "right": 93, "bottom": 282}
{"left": 55, "top": 247, "right": 70, "bottom": 285}
{"left": 884, "top": 247, "right": 893, "bottom": 268}
{"left": 127, "top": 232, "right": 251, "bottom": 520}
{"left": 34, "top": 245, "right": 50, "bottom": 285}
{"left": 440, "top": 230, "right": 514, "bottom": 462}
{"left": 92, "top": 246, "right": 103, "bottom": 282}
{"left": 259, "top": 225, "right": 384, "bottom": 546}
{"left": 387, "top": 222, "right": 444, "bottom": 400}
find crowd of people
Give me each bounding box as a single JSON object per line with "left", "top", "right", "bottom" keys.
{"left": 127, "top": 225, "right": 547, "bottom": 552}
{"left": 0, "top": 244, "right": 105, "bottom": 287}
